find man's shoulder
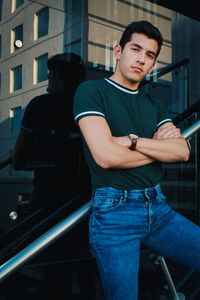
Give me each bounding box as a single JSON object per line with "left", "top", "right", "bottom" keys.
{"left": 26, "top": 93, "right": 50, "bottom": 108}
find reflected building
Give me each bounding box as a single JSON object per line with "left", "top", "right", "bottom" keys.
{"left": 0, "top": 0, "right": 199, "bottom": 232}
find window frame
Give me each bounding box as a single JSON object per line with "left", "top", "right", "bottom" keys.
{"left": 10, "top": 64, "right": 22, "bottom": 92}
{"left": 33, "top": 53, "right": 48, "bottom": 84}
{"left": 34, "top": 6, "right": 49, "bottom": 40}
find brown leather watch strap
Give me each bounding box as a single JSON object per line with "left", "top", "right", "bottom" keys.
{"left": 129, "top": 134, "right": 139, "bottom": 150}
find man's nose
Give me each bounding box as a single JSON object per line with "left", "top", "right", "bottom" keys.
{"left": 137, "top": 52, "right": 145, "bottom": 64}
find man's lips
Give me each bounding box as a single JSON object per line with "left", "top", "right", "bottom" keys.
{"left": 132, "top": 66, "right": 143, "bottom": 72}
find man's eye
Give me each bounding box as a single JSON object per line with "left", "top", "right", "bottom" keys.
{"left": 131, "top": 48, "right": 139, "bottom": 51}
{"left": 147, "top": 53, "right": 155, "bottom": 59}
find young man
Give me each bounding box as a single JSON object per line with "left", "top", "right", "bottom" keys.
{"left": 73, "top": 21, "right": 200, "bottom": 300}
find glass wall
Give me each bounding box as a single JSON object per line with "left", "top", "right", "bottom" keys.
{"left": 0, "top": 2, "right": 199, "bottom": 299}
{"left": 0, "top": 0, "right": 199, "bottom": 233}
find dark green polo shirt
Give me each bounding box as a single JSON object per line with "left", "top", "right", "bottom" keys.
{"left": 73, "top": 78, "right": 172, "bottom": 189}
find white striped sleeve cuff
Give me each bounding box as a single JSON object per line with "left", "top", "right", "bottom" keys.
{"left": 156, "top": 118, "right": 172, "bottom": 128}
{"left": 74, "top": 111, "right": 105, "bottom": 122}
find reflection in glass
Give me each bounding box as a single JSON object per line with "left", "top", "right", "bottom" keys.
{"left": 10, "top": 106, "right": 22, "bottom": 134}
{"left": 36, "top": 7, "right": 49, "bottom": 39}
{"left": 11, "top": 65, "right": 22, "bottom": 91}
{"left": 35, "top": 53, "right": 48, "bottom": 83}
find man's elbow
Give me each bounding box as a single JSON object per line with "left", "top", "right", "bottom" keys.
{"left": 177, "top": 145, "right": 190, "bottom": 162}
{"left": 95, "top": 155, "right": 117, "bottom": 169}
{"left": 182, "top": 139, "right": 191, "bottom": 162}
{"left": 182, "top": 148, "right": 190, "bottom": 162}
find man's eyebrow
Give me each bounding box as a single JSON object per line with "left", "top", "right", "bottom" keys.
{"left": 130, "top": 43, "right": 156, "bottom": 57}
{"left": 130, "top": 43, "right": 142, "bottom": 49}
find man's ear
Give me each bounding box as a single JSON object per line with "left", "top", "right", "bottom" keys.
{"left": 113, "top": 44, "right": 122, "bottom": 61}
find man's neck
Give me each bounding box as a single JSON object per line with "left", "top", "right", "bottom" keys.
{"left": 109, "top": 73, "right": 139, "bottom": 90}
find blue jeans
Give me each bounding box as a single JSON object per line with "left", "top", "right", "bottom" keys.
{"left": 89, "top": 184, "right": 200, "bottom": 300}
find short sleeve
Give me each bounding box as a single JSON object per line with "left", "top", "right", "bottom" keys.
{"left": 73, "top": 80, "right": 106, "bottom": 123}
{"left": 154, "top": 98, "right": 173, "bottom": 128}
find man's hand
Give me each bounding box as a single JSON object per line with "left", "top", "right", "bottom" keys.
{"left": 153, "top": 124, "right": 182, "bottom": 140}
{"left": 135, "top": 122, "right": 189, "bottom": 162}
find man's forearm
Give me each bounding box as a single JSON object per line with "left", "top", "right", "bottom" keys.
{"left": 136, "top": 137, "right": 190, "bottom": 162}
{"left": 110, "top": 147, "right": 155, "bottom": 169}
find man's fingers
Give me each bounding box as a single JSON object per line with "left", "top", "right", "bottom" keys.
{"left": 154, "top": 127, "right": 181, "bottom": 139}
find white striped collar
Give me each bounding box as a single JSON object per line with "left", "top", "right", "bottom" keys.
{"left": 104, "top": 78, "right": 138, "bottom": 94}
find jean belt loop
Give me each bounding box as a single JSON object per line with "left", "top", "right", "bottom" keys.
{"left": 155, "top": 183, "right": 161, "bottom": 196}
{"left": 123, "top": 190, "right": 128, "bottom": 202}
{"left": 144, "top": 188, "right": 150, "bottom": 199}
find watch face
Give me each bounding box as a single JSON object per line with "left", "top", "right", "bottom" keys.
{"left": 129, "top": 134, "right": 139, "bottom": 139}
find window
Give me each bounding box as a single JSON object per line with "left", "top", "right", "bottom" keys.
{"left": 10, "top": 65, "right": 22, "bottom": 92}
{"left": 35, "top": 7, "right": 49, "bottom": 39}
{"left": 11, "top": 24, "right": 23, "bottom": 52}
{"left": 16, "top": 0, "right": 24, "bottom": 8}
{"left": 64, "top": 40, "right": 81, "bottom": 56}
{"left": 14, "top": 24, "right": 23, "bottom": 42}
{"left": 0, "top": 0, "right": 3, "bottom": 22}
{"left": 34, "top": 53, "right": 48, "bottom": 83}
{"left": 11, "top": 0, "right": 24, "bottom": 12}
{"left": 10, "top": 106, "right": 22, "bottom": 134}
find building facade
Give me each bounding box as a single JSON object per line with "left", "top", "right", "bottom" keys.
{"left": 0, "top": 0, "right": 199, "bottom": 232}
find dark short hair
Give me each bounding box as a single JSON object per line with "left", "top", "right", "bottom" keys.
{"left": 47, "top": 53, "right": 85, "bottom": 88}
{"left": 119, "top": 20, "right": 163, "bottom": 58}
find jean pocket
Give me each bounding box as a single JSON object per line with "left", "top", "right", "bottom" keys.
{"left": 93, "top": 191, "right": 123, "bottom": 214}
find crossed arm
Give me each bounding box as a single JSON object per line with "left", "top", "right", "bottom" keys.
{"left": 78, "top": 116, "right": 190, "bottom": 169}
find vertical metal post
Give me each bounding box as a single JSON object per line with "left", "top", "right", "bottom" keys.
{"left": 155, "top": 256, "right": 181, "bottom": 300}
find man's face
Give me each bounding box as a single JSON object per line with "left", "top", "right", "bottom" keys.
{"left": 114, "top": 33, "right": 158, "bottom": 88}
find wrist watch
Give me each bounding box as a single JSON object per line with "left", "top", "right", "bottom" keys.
{"left": 128, "top": 134, "right": 139, "bottom": 150}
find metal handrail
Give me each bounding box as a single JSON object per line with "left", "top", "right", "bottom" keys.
{"left": 182, "top": 119, "right": 200, "bottom": 139}
{"left": 0, "top": 200, "right": 92, "bottom": 281}
{"left": 140, "top": 58, "right": 190, "bottom": 87}
{"left": 173, "top": 100, "right": 200, "bottom": 125}
{"left": 0, "top": 119, "right": 199, "bottom": 282}
{"left": 0, "top": 157, "right": 12, "bottom": 170}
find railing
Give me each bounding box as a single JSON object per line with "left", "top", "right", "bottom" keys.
{"left": 0, "top": 200, "right": 92, "bottom": 281}
{"left": 0, "top": 157, "right": 12, "bottom": 169}
{"left": 0, "top": 119, "right": 199, "bottom": 282}
{"left": 140, "top": 58, "right": 190, "bottom": 87}
{"left": 173, "top": 100, "right": 200, "bottom": 125}
{"left": 182, "top": 119, "right": 200, "bottom": 139}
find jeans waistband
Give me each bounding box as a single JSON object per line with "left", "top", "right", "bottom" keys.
{"left": 94, "top": 183, "right": 162, "bottom": 197}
